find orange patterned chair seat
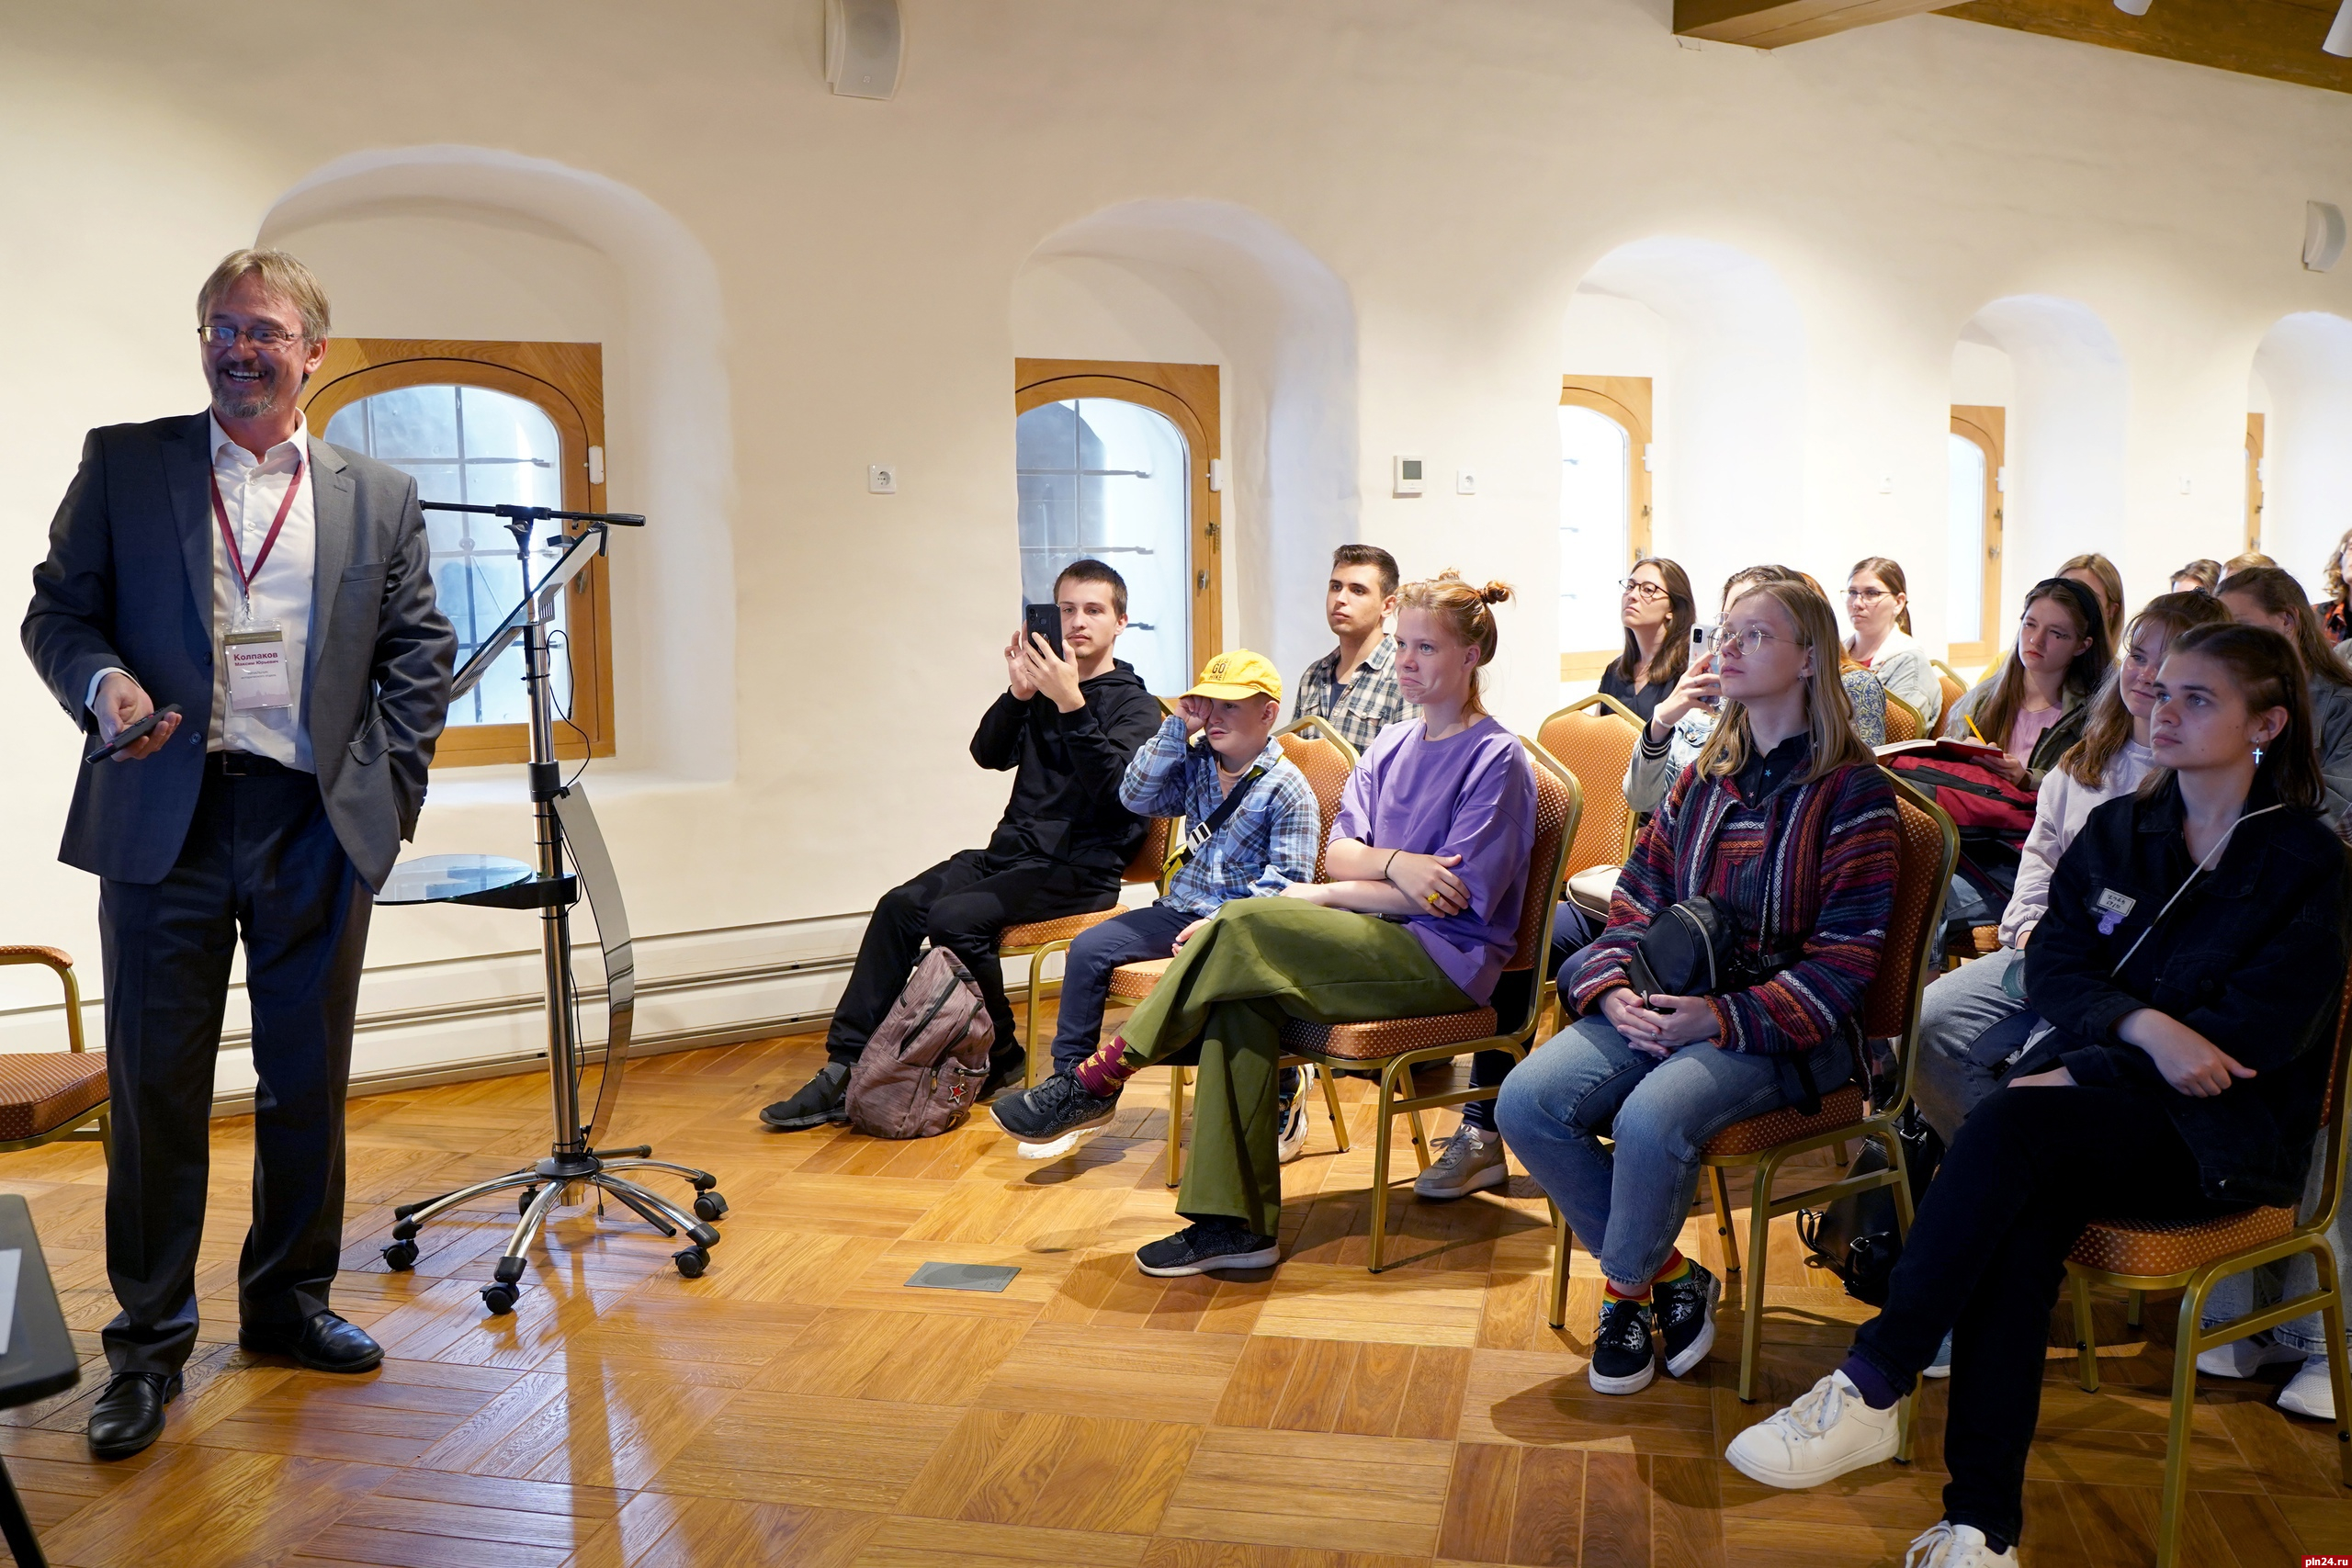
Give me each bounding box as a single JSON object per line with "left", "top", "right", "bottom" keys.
{"left": 998, "top": 908, "right": 1121, "bottom": 951}
{"left": 2068, "top": 1205, "right": 2296, "bottom": 1276}
{"left": 1107, "top": 957, "right": 1172, "bottom": 1000}
{"left": 0, "top": 1053, "right": 108, "bottom": 1142}
{"left": 1703, "top": 1085, "right": 1868, "bottom": 1157}
{"left": 1279, "top": 1008, "right": 1499, "bottom": 1062}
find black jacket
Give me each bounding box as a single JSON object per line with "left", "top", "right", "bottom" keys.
{"left": 2024, "top": 774, "right": 2352, "bottom": 1208}
{"left": 969, "top": 660, "right": 1161, "bottom": 876}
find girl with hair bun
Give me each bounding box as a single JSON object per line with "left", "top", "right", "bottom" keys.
{"left": 991, "top": 570, "right": 1539, "bottom": 1276}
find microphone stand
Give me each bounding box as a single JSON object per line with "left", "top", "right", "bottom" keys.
{"left": 377, "top": 503, "right": 726, "bottom": 1314}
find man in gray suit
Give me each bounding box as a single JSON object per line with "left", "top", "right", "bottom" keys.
{"left": 21, "top": 250, "right": 455, "bottom": 1459}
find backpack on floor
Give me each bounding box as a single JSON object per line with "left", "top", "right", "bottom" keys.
{"left": 843, "top": 946, "right": 995, "bottom": 1139}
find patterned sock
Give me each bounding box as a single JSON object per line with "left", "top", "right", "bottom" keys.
{"left": 1071, "top": 1038, "right": 1136, "bottom": 1099}
{"left": 1650, "top": 1250, "right": 1690, "bottom": 1288}
{"left": 1603, "top": 1279, "right": 1653, "bottom": 1306}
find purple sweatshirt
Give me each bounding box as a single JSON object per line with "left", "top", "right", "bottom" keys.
{"left": 1332, "top": 716, "right": 1537, "bottom": 1003}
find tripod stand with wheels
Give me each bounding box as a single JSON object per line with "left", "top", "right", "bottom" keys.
{"left": 376, "top": 503, "right": 726, "bottom": 1314}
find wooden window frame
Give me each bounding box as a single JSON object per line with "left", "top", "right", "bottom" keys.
{"left": 1013, "top": 359, "right": 1222, "bottom": 686}
{"left": 2246, "top": 412, "right": 2266, "bottom": 554}
{"left": 1950, "top": 405, "right": 2007, "bottom": 667}
{"left": 1558, "top": 376, "right": 1654, "bottom": 682}
{"left": 300, "top": 340, "right": 616, "bottom": 769}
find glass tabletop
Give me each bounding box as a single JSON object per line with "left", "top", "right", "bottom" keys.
{"left": 378, "top": 853, "right": 537, "bottom": 907}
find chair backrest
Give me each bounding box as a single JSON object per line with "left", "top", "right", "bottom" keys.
{"left": 1123, "top": 816, "right": 1176, "bottom": 886}
{"left": 1490, "top": 741, "right": 1581, "bottom": 1038}
{"left": 1871, "top": 770, "right": 1962, "bottom": 1103}
{"left": 1932, "top": 661, "right": 1967, "bottom": 728}
{"left": 1276, "top": 717, "right": 1361, "bottom": 882}
{"left": 2294, "top": 863, "right": 2352, "bottom": 1242}
{"left": 1882, "top": 691, "right": 1923, "bottom": 745}
{"left": 1537, "top": 695, "right": 1640, "bottom": 883}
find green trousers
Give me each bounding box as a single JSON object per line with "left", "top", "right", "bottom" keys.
{"left": 1116, "top": 898, "right": 1475, "bottom": 1237}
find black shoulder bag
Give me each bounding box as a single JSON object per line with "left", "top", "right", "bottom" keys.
{"left": 1628, "top": 896, "right": 1823, "bottom": 1116}
{"left": 1162, "top": 750, "right": 1267, "bottom": 877}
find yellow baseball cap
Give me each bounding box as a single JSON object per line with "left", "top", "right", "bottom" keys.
{"left": 1185, "top": 649, "right": 1283, "bottom": 703}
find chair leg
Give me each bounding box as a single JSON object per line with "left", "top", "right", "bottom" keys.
{"left": 2154, "top": 1284, "right": 2206, "bottom": 1568}
{"left": 1895, "top": 1392, "right": 1915, "bottom": 1466}
{"left": 1315, "top": 1062, "right": 1351, "bottom": 1154}
{"left": 2127, "top": 1289, "right": 2143, "bottom": 1330}
{"left": 1022, "top": 948, "right": 1051, "bottom": 1089}
{"left": 1546, "top": 1207, "right": 1571, "bottom": 1330}
{"left": 1408, "top": 1107, "right": 1432, "bottom": 1171}
{"left": 1166, "top": 1068, "right": 1186, "bottom": 1189}
{"left": 1736, "top": 1154, "right": 1776, "bottom": 1403}
{"left": 1369, "top": 1063, "right": 1397, "bottom": 1273}
{"left": 2312, "top": 1245, "right": 2352, "bottom": 1488}
{"left": 2068, "top": 1267, "right": 2100, "bottom": 1393}
{"left": 96, "top": 1111, "right": 112, "bottom": 1168}
{"left": 1707, "top": 1166, "right": 1740, "bottom": 1280}
{"left": 1832, "top": 1140, "right": 1849, "bottom": 1171}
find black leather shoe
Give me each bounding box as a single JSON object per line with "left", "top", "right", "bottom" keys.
{"left": 238, "top": 1310, "right": 384, "bottom": 1373}
{"left": 87, "top": 1371, "right": 181, "bottom": 1461}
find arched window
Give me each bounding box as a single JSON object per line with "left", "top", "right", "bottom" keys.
{"left": 302, "top": 342, "right": 616, "bottom": 768}
{"left": 1015, "top": 361, "right": 1220, "bottom": 697}
{"left": 1948, "top": 406, "right": 2005, "bottom": 665}
{"left": 1558, "top": 377, "right": 1652, "bottom": 681}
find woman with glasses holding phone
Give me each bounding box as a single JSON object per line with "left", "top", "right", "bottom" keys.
{"left": 1599, "top": 559, "right": 1694, "bottom": 725}
{"left": 1941, "top": 579, "right": 2114, "bottom": 791}
{"left": 1844, "top": 557, "right": 1939, "bottom": 731}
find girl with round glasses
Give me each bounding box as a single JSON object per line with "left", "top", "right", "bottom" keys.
{"left": 1843, "top": 557, "right": 1939, "bottom": 731}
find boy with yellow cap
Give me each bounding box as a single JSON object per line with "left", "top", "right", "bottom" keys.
{"left": 995, "top": 650, "right": 1319, "bottom": 1158}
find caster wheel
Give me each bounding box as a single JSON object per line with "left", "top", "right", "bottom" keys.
{"left": 673, "top": 1247, "right": 709, "bottom": 1280}
{"left": 518, "top": 1186, "right": 538, "bottom": 1216}
{"left": 381, "top": 1240, "right": 418, "bottom": 1272}
{"left": 693, "top": 1191, "right": 729, "bottom": 1223}
{"left": 481, "top": 1282, "right": 519, "bottom": 1315}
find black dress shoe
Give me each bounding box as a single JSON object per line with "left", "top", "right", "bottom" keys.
{"left": 238, "top": 1310, "right": 384, "bottom": 1373}
{"left": 87, "top": 1371, "right": 181, "bottom": 1461}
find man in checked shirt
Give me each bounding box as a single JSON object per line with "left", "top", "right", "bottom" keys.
{"left": 995, "top": 650, "right": 1319, "bottom": 1160}
{"left": 1290, "top": 544, "right": 1413, "bottom": 751}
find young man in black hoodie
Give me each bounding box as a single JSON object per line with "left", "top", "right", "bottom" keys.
{"left": 762, "top": 558, "right": 1165, "bottom": 1129}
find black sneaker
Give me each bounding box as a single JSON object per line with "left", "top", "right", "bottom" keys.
{"left": 1589, "top": 1295, "right": 1657, "bottom": 1394}
{"left": 760, "top": 1061, "right": 851, "bottom": 1130}
{"left": 1134, "top": 1217, "right": 1280, "bottom": 1277}
{"left": 1654, "top": 1262, "right": 1720, "bottom": 1378}
{"left": 979, "top": 1046, "right": 1027, "bottom": 1103}
{"left": 991, "top": 1071, "right": 1120, "bottom": 1158}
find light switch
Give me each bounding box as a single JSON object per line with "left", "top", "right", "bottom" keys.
{"left": 868, "top": 464, "right": 898, "bottom": 494}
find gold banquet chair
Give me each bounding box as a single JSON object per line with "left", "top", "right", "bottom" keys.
{"left": 1931, "top": 660, "right": 1969, "bottom": 729}
{"left": 1537, "top": 694, "right": 1641, "bottom": 885}
{"left": 1546, "top": 770, "right": 1957, "bottom": 1403}
{"left": 1882, "top": 691, "right": 1924, "bottom": 745}
{"left": 0, "top": 948, "right": 111, "bottom": 1158}
{"left": 2064, "top": 967, "right": 2352, "bottom": 1568}
{"left": 1005, "top": 816, "right": 1177, "bottom": 1088}
{"left": 1273, "top": 740, "right": 1578, "bottom": 1273}
{"left": 1133, "top": 716, "right": 1360, "bottom": 1186}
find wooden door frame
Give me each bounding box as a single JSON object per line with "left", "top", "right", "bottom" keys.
{"left": 1013, "top": 359, "right": 1221, "bottom": 686}
{"left": 2246, "top": 412, "right": 2266, "bottom": 554}
{"left": 1950, "top": 405, "right": 2006, "bottom": 667}
{"left": 1559, "top": 376, "right": 1653, "bottom": 682}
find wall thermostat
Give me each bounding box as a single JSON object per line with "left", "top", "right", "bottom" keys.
{"left": 1393, "top": 455, "right": 1424, "bottom": 497}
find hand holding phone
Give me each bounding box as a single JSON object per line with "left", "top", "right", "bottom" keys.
{"left": 1022, "top": 603, "right": 1064, "bottom": 660}
{"left": 86, "top": 703, "right": 181, "bottom": 764}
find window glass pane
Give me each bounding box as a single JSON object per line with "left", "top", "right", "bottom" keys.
{"left": 325, "top": 385, "right": 567, "bottom": 728}
{"left": 1558, "top": 405, "right": 1631, "bottom": 655}
{"left": 1947, "top": 433, "right": 1986, "bottom": 645}
{"left": 1013, "top": 397, "right": 1190, "bottom": 695}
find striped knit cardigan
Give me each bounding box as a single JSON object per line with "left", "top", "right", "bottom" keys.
{"left": 1566, "top": 752, "right": 1899, "bottom": 1056}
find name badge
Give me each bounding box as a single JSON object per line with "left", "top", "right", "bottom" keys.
{"left": 225, "top": 624, "right": 291, "bottom": 712}
{"left": 2094, "top": 886, "right": 2137, "bottom": 937}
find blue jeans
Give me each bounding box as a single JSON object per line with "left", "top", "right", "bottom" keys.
{"left": 1913, "top": 946, "right": 2030, "bottom": 1145}
{"left": 1497, "top": 1011, "right": 1851, "bottom": 1286}
{"left": 1048, "top": 899, "right": 1195, "bottom": 1073}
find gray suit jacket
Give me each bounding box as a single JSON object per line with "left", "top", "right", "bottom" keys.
{"left": 21, "top": 412, "right": 457, "bottom": 888}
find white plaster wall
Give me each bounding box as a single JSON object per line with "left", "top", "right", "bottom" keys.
{"left": 5, "top": 0, "right": 2352, "bottom": 1073}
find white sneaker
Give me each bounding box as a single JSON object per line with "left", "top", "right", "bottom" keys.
{"left": 2279, "top": 1355, "right": 2337, "bottom": 1419}
{"left": 1902, "top": 1520, "right": 2017, "bottom": 1567}
{"left": 1416, "top": 1126, "right": 1508, "bottom": 1200}
{"left": 1277, "top": 1066, "right": 1313, "bottom": 1166}
{"left": 1724, "top": 1369, "right": 1900, "bottom": 1489}
{"left": 2196, "top": 1331, "right": 2307, "bottom": 1380}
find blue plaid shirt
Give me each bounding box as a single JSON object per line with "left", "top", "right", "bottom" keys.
{"left": 1119, "top": 717, "right": 1320, "bottom": 919}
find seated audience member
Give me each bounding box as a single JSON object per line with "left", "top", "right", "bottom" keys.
{"left": 2216, "top": 565, "right": 2352, "bottom": 830}
{"left": 760, "top": 558, "right": 1162, "bottom": 1130}
{"left": 1727, "top": 623, "right": 2352, "bottom": 1568}
{"left": 2058, "top": 551, "right": 2127, "bottom": 649}
{"left": 1012, "top": 649, "right": 1318, "bottom": 1160}
{"left": 1598, "top": 558, "right": 1694, "bottom": 725}
{"left": 1942, "top": 579, "right": 2113, "bottom": 792}
{"left": 2171, "top": 558, "right": 2222, "bottom": 595}
{"left": 992, "top": 573, "right": 1537, "bottom": 1275}
{"left": 1844, "top": 556, "right": 1941, "bottom": 731}
{"left": 1292, "top": 544, "right": 1410, "bottom": 750}
{"left": 2321, "top": 528, "right": 2352, "bottom": 649}
{"left": 1499, "top": 581, "right": 1897, "bottom": 1395}
{"left": 1914, "top": 591, "right": 2229, "bottom": 1145}
{"left": 1628, "top": 566, "right": 1804, "bottom": 814}
{"left": 2227, "top": 548, "right": 2279, "bottom": 574}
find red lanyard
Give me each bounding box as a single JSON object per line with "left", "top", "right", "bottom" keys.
{"left": 208, "top": 451, "right": 305, "bottom": 600}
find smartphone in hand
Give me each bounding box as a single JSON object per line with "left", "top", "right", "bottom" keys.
{"left": 85, "top": 703, "right": 180, "bottom": 764}
{"left": 1023, "top": 602, "right": 1064, "bottom": 660}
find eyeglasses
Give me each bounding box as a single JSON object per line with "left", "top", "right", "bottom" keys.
{"left": 1845, "top": 586, "right": 1892, "bottom": 603}
{"left": 198, "top": 323, "right": 304, "bottom": 350}
{"left": 1617, "top": 578, "right": 1669, "bottom": 602}
{"left": 1711, "top": 624, "right": 1786, "bottom": 657}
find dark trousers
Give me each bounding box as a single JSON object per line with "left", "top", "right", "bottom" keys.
{"left": 1849, "top": 1084, "right": 2235, "bottom": 1545}
{"left": 1049, "top": 900, "right": 1194, "bottom": 1073}
{"left": 827, "top": 849, "right": 1117, "bottom": 1065}
{"left": 96, "top": 760, "right": 371, "bottom": 1377}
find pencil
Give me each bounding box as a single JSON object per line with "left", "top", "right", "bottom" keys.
{"left": 1963, "top": 714, "right": 1986, "bottom": 742}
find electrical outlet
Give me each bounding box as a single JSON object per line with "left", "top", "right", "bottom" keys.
{"left": 868, "top": 464, "right": 897, "bottom": 494}
{"left": 1456, "top": 469, "right": 1477, "bottom": 495}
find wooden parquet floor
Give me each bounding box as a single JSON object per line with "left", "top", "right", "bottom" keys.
{"left": 2, "top": 1013, "right": 2349, "bottom": 1567}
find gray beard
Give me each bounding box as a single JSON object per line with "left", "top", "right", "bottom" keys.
{"left": 210, "top": 373, "right": 280, "bottom": 422}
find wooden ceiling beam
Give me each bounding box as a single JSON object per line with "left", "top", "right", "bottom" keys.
{"left": 1675, "top": 0, "right": 1957, "bottom": 47}
{"left": 1935, "top": 0, "right": 2352, "bottom": 96}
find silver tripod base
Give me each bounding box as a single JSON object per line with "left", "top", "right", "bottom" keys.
{"left": 381, "top": 1151, "right": 728, "bottom": 1313}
